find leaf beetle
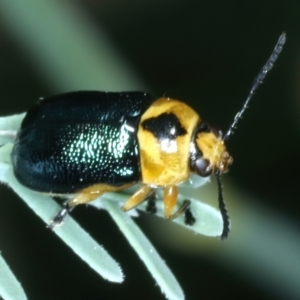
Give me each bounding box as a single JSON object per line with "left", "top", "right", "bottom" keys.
{"left": 11, "top": 33, "right": 286, "bottom": 239}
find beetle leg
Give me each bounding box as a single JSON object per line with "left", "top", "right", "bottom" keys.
{"left": 121, "top": 185, "right": 152, "bottom": 211}
{"left": 163, "top": 185, "right": 178, "bottom": 219}
{"left": 49, "top": 183, "right": 135, "bottom": 228}
{"left": 183, "top": 200, "right": 196, "bottom": 225}
{"left": 48, "top": 206, "right": 73, "bottom": 229}
{"left": 68, "top": 183, "right": 135, "bottom": 207}
{"left": 164, "top": 187, "right": 195, "bottom": 222}
{"left": 145, "top": 190, "right": 157, "bottom": 214}
{"left": 68, "top": 191, "right": 104, "bottom": 207}
{"left": 168, "top": 199, "right": 191, "bottom": 220}
{"left": 48, "top": 198, "right": 75, "bottom": 229}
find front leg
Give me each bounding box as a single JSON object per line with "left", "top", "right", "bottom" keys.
{"left": 163, "top": 186, "right": 195, "bottom": 223}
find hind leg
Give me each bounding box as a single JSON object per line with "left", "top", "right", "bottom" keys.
{"left": 49, "top": 183, "right": 134, "bottom": 228}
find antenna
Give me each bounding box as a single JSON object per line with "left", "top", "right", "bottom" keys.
{"left": 217, "top": 33, "right": 286, "bottom": 239}
{"left": 215, "top": 170, "right": 230, "bottom": 240}
{"left": 223, "top": 33, "right": 286, "bottom": 141}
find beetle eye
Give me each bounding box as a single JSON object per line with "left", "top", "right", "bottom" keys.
{"left": 195, "top": 158, "right": 212, "bottom": 177}
{"left": 197, "top": 121, "right": 210, "bottom": 133}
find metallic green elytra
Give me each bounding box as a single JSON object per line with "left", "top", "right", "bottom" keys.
{"left": 12, "top": 91, "right": 154, "bottom": 193}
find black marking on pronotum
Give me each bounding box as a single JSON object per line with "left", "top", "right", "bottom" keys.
{"left": 141, "top": 112, "right": 187, "bottom": 140}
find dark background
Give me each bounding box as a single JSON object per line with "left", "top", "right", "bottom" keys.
{"left": 0, "top": 1, "right": 299, "bottom": 299}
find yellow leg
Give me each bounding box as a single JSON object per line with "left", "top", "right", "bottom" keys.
{"left": 68, "top": 192, "right": 104, "bottom": 207}
{"left": 68, "top": 183, "right": 134, "bottom": 207}
{"left": 164, "top": 185, "right": 178, "bottom": 219}
{"left": 164, "top": 186, "right": 192, "bottom": 221}
{"left": 49, "top": 182, "right": 134, "bottom": 229}
{"left": 168, "top": 199, "right": 191, "bottom": 221}
{"left": 121, "top": 185, "right": 152, "bottom": 211}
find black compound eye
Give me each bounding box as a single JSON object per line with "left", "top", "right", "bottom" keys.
{"left": 195, "top": 158, "right": 212, "bottom": 177}
{"left": 197, "top": 121, "right": 210, "bottom": 133}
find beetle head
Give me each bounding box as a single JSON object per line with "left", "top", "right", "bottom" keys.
{"left": 190, "top": 122, "right": 233, "bottom": 177}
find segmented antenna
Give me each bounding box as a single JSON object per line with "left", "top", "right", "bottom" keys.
{"left": 215, "top": 170, "right": 230, "bottom": 240}
{"left": 223, "top": 33, "right": 286, "bottom": 141}
{"left": 217, "top": 34, "right": 286, "bottom": 240}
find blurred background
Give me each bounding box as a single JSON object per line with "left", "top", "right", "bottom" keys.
{"left": 0, "top": 0, "right": 299, "bottom": 299}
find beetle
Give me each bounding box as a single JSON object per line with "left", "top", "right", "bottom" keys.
{"left": 11, "top": 33, "right": 285, "bottom": 239}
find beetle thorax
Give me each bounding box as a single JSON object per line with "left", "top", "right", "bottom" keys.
{"left": 138, "top": 97, "right": 200, "bottom": 186}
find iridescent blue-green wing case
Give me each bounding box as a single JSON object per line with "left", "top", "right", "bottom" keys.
{"left": 11, "top": 91, "right": 155, "bottom": 193}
